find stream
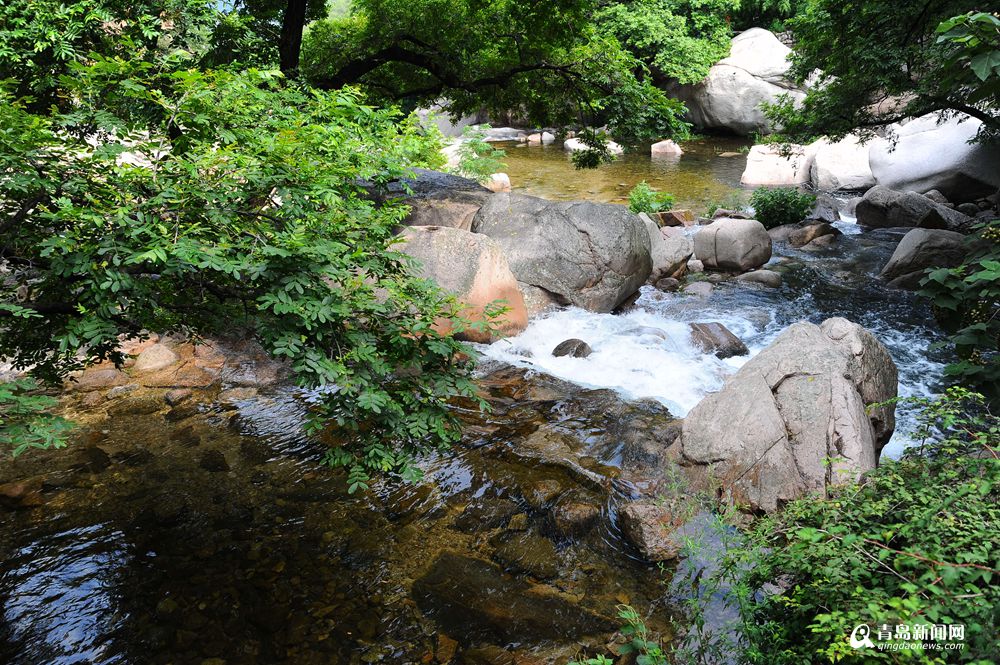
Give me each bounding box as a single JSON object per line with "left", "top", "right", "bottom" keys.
{"left": 0, "top": 139, "right": 953, "bottom": 664}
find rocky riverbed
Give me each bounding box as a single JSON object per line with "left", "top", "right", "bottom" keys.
{"left": 2, "top": 126, "right": 994, "bottom": 663}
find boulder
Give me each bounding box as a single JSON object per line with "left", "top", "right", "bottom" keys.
{"left": 741, "top": 143, "right": 815, "bottom": 186}
{"left": 651, "top": 140, "right": 683, "bottom": 157}
{"left": 736, "top": 269, "right": 782, "bottom": 287}
{"left": 619, "top": 502, "right": 683, "bottom": 561}
{"left": 563, "top": 137, "right": 623, "bottom": 155}
{"left": 869, "top": 113, "right": 1000, "bottom": 202}
{"left": 527, "top": 131, "right": 555, "bottom": 144}
{"left": 680, "top": 318, "right": 898, "bottom": 512}
{"left": 808, "top": 193, "right": 841, "bottom": 223}
{"left": 552, "top": 339, "right": 592, "bottom": 358}
{"left": 855, "top": 186, "right": 975, "bottom": 233}
{"left": 653, "top": 209, "right": 696, "bottom": 227}
{"left": 672, "top": 29, "right": 806, "bottom": 135}
{"left": 641, "top": 213, "right": 694, "bottom": 281}
{"left": 134, "top": 344, "right": 179, "bottom": 372}
{"left": 485, "top": 172, "right": 512, "bottom": 193}
{"left": 398, "top": 226, "right": 528, "bottom": 342}
{"left": 472, "top": 193, "right": 652, "bottom": 312}
{"left": 809, "top": 135, "right": 875, "bottom": 192}
{"left": 369, "top": 168, "right": 492, "bottom": 231}
{"left": 879, "top": 228, "right": 969, "bottom": 289}
{"left": 655, "top": 277, "right": 681, "bottom": 292}
{"left": 788, "top": 222, "right": 840, "bottom": 248}
{"left": 694, "top": 218, "right": 772, "bottom": 272}
{"left": 688, "top": 322, "right": 749, "bottom": 359}
{"left": 683, "top": 281, "right": 714, "bottom": 298}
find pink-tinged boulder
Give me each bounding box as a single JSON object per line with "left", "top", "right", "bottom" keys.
{"left": 398, "top": 226, "right": 528, "bottom": 342}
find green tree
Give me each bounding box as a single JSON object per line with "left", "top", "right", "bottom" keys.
{"left": 299, "top": 0, "right": 691, "bottom": 150}
{"left": 593, "top": 0, "right": 739, "bottom": 86}
{"left": 767, "top": 1, "right": 1000, "bottom": 144}
{"left": 0, "top": 0, "right": 216, "bottom": 110}
{"left": 0, "top": 58, "right": 484, "bottom": 487}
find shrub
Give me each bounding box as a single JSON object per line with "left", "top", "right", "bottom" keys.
{"left": 452, "top": 124, "right": 507, "bottom": 184}
{"left": 629, "top": 181, "right": 675, "bottom": 214}
{"left": 919, "top": 218, "right": 1000, "bottom": 394}
{"left": 749, "top": 187, "right": 816, "bottom": 229}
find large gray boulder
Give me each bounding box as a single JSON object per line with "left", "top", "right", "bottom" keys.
{"left": 680, "top": 318, "right": 897, "bottom": 513}
{"left": 398, "top": 226, "right": 528, "bottom": 342}
{"left": 869, "top": 113, "right": 1000, "bottom": 202}
{"left": 640, "top": 213, "right": 694, "bottom": 282}
{"left": 371, "top": 168, "right": 492, "bottom": 231}
{"left": 879, "top": 228, "right": 968, "bottom": 290}
{"left": 694, "top": 218, "right": 772, "bottom": 272}
{"left": 672, "top": 29, "right": 806, "bottom": 135}
{"left": 855, "top": 186, "right": 975, "bottom": 233}
{"left": 472, "top": 193, "right": 652, "bottom": 312}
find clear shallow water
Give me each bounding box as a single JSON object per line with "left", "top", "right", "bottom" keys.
{"left": 498, "top": 136, "right": 751, "bottom": 212}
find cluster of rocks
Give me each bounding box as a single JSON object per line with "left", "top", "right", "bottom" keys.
{"left": 383, "top": 168, "right": 792, "bottom": 346}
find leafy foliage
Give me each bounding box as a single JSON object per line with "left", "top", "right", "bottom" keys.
{"left": 593, "top": 0, "right": 739, "bottom": 85}
{"left": 299, "top": 0, "right": 692, "bottom": 153}
{"left": 0, "top": 59, "right": 484, "bottom": 486}
{"left": 0, "top": 379, "right": 74, "bottom": 456}
{"left": 920, "top": 219, "right": 1000, "bottom": 393}
{"left": 748, "top": 186, "right": 815, "bottom": 229}
{"left": 683, "top": 388, "right": 1000, "bottom": 664}
{"left": 450, "top": 125, "right": 507, "bottom": 184}
{"left": 0, "top": 0, "right": 216, "bottom": 110}
{"left": 768, "top": 2, "right": 1000, "bottom": 144}
{"left": 572, "top": 605, "right": 667, "bottom": 665}
{"left": 628, "top": 181, "right": 676, "bottom": 214}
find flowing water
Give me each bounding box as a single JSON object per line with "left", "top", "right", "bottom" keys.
{"left": 0, "top": 139, "right": 953, "bottom": 664}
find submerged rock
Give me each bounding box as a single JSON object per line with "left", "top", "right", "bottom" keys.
{"left": 412, "top": 552, "right": 616, "bottom": 643}
{"left": 491, "top": 530, "right": 560, "bottom": 580}
{"left": 680, "top": 317, "right": 897, "bottom": 512}
{"left": 736, "top": 269, "right": 782, "bottom": 288}
{"left": 472, "top": 193, "right": 652, "bottom": 312}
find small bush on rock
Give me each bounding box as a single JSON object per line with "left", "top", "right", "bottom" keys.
{"left": 749, "top": 187, "right": 816, "bottom": 229}
{"left": 629, "top": 181, "right": 675, "bottom": 214}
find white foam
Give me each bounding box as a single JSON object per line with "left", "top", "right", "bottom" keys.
{"left": 481, "top": 307, "right": 744, "bottom": 416}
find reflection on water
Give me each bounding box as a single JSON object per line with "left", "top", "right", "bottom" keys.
{"left": 498, "top": 137, "right": 751, "bottom": 212}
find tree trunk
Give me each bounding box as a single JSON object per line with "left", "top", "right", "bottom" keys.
{"left": 279, "top": 0, "right": 308, "bottom": 77}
